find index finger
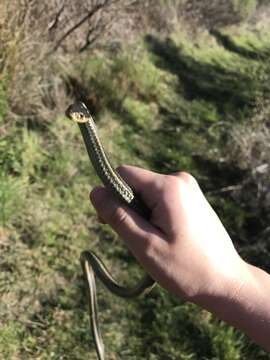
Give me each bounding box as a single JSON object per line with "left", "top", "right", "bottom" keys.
{"left": 117, "top": 165, "right": 164, "bottom": 209}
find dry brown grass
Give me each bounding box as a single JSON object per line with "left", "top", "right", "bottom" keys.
{"left": 0, "top": 1, "right": 64, "bottom": 120}
{"left": 0, "top": 0, "right": 183, "bottom": 122}
{"left": 184, "top": 0, "right": 257, "bottom": 29}
{"left": 0, "top": 0, "right": 137, "bottom": 122}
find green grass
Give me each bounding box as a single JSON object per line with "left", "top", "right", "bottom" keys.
{"left": 1, "top": 24, "right": 270, "bottom": 359}
{"left": 232, "top": 0, "right": 257, "bottom": 18}
{"left": 211, "top": 26, "right": 270, "bottom": 60}
{"left": 0, "top": 322, "right": 25, "bottom": 358}
{"left": 0, "top": 74, "right": 8, "bottom": 122}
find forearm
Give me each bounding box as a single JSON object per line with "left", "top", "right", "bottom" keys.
{"left": 195, "top": 261, "right": 270, "bottom": 351}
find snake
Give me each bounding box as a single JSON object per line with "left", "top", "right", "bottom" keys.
{"left": 66, "top": 102, "right": 155, "bottom": 360}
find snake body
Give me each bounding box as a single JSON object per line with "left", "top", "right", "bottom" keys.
{"left": 66, "top": 102, "right": 155, "bottom": 360}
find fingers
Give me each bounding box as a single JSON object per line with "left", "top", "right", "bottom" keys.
{"left": 117, "top": 165, "right": 164, "bottom": 208}
{"left": 90, "top": 186, "right": 164, "bottom": 263}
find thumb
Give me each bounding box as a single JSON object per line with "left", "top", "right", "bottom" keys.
{"left": 90, "top": 186, "right": 163, "bottom": 262}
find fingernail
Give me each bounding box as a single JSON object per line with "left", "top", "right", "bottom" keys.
{"left": 90, "top": 186, "right": 106, "bottom": 209}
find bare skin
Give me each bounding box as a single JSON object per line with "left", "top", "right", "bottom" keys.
{"left": 90, "top": 165, "right": 270, "bottom": 352}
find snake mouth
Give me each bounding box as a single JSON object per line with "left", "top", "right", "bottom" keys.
{"left": 66, "top": 102, "right": 90, "bottom": 123}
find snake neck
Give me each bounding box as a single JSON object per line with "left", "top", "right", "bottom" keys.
{"left": 79, "top": 119, "right": 135, "bottom": 204}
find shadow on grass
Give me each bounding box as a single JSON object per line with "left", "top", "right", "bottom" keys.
{"left": 130, "top": 290, "right": 215, "bottom": 359}
{"left": 144, "top": 34, "right": 259, "bottom": 111}
{"left": 210, "top": 29, "right": 270, "bottom": 60}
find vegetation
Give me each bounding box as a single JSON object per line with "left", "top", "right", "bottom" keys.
{"left": 0, "top": 1, "right": 269, "bottom": 359}
{"left": 232, "top": 0, "right": 257, "bottom": 18}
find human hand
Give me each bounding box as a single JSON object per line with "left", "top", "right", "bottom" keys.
{"left": 89, "top": 165, "right": 247, "bottom": 303}
{"left": 90, "top": 165, "right": 270, "bottom": 351}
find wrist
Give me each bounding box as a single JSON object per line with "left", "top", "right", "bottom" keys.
{"left": 191, "top": 258, "right": 270, "bottom": 351}
{"left": 191, "top": 256, "right": 252, "bottom": 315}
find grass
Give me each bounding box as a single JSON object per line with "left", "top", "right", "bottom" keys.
{"left": 232, "top": 0, "right": 257, "bottom": 18}
{"left": 0, "top": 76, "right": 8, "bottom": 122}
{"left": 0, "top": 20, "right": 270, "bottom": 360}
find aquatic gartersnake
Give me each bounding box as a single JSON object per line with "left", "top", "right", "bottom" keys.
{"left": 66, "top": 102, "right": 155, "bottom": 360}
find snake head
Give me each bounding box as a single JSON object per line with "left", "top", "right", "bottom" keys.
{"left": 66, "top": 102, "right": 90, "bottom": 123}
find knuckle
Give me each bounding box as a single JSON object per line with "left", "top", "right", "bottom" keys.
{"left": 178, "top": 171, "right": 197, "bottom": 184}
{"left": 110, "top": 206, "right": 128, "bottom": 230}
{"left": 171, "top": 171, "right": 197, "bottom": 188}
{"left": 143, "top": 234, "right": 158, "bottom": 259}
